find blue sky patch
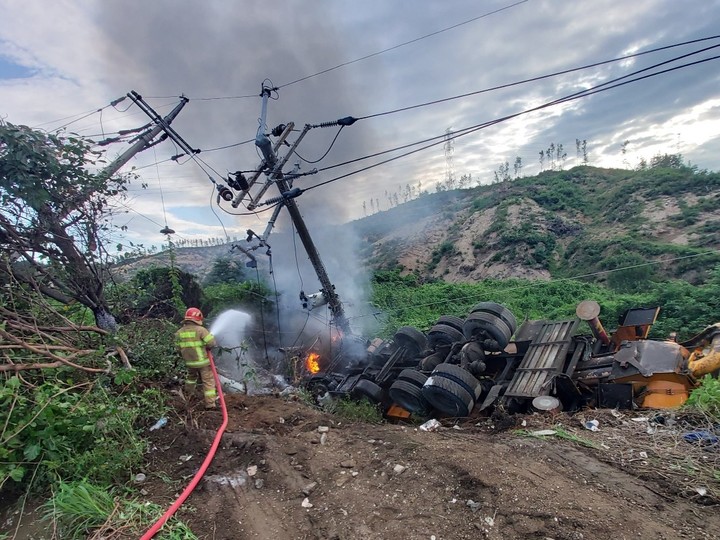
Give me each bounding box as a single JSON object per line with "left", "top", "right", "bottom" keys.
{"left": 0, "top": 56, "right": 35, "bottom": 79}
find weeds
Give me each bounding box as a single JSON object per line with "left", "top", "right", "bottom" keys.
{"left": 325, "top": 397, "right": 384, "bottom": 424}
{"left": 514, "top": 427, "right": 598, "bottom": 449}
{"left": 42, "top": 480, "right": 197, "bottom": 540}
{"left": 684, "top": 375, "right": 720, "bottom": 421}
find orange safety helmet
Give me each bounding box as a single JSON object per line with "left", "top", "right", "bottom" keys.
{"left": 184, "top": 307, "right": 204, "bottom": 324}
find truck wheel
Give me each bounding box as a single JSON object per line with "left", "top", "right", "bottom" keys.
{"left": 394, "top": 326, "right": 427, "bottom": 356}
{"left": 428, "top": 323, "right": 465, "bottom": 347}
{"left": 420, "top": 352, "right": 445, "bottom": 372}
{"left": 422, "top": 376, "right": 475, "bottom": 417}
{"left": 463, "top": 312, "right": 512, "bottom": 348}
{"left": 352, "top": 379, "right": 384, "bottom": 404}
{"left": 436, "top": 315, "right": 465, "bottom": 333}
{"left": 389, "top": 380, "right": 429, "bottom": 414}
{"left": 470, "top": 302, "right": 517, "bottom": 336}
{"left": 432, "top": 363, "right": 483, "bottom": 400}
{"left": 397, "top": 368, "right": 428, "bottom": 388}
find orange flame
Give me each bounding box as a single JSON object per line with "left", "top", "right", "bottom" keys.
{"left": 306, "top": 352, "right": 321, "bottom": 374}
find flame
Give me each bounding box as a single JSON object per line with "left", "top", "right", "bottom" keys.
{"left": 306, "top": 352, "right": 321, "bottom": 374}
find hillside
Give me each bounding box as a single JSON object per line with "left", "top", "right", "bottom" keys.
{"left": 351, "top": 160, "right": 720, "bottom": 286}
{"left": 116, "top": 160, "right": 720, "bottom": 290}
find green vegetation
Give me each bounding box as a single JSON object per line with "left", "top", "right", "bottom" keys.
{"left": 325, "top": 397, "right": 384, "bottom": 424}
{"left": 685, "top": 375, "right": 720, "bottom": 421}
{"left": 43, "top": 480, "right": 196, "bottom": 539}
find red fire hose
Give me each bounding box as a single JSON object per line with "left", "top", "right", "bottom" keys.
{"left": 140, "top": 352, "right": 228, "bottom": 539}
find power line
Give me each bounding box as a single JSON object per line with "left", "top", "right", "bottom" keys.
{"left": 355, "top": 34, "right": 720, "bottom": 122}
{"left": 303, "top": 50, "right": 720, "bottom": 193}
{"left": 278, "top": 0, "right": 530, "bottom": 89}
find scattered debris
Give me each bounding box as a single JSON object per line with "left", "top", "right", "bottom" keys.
{"left": 531, "top": 429, "right": 557, "bottom": 437}
{"left": 419, "top": 419, "right": 441, "bottom": 432}
{"left": 320, "top": 433, "right": 328, "bottom": 445}
{"left": 134, "top": 473, "right": 147, "bottom": 484}
{"left": 318, "top": 426, "right": 330, "bottom": 433}
{"left": 584, "top": 419, "right": 600, "bottom": 432}
{"left": 246, "top": 465, "right": 258, "bottom": 476}
{"left": 302, "top": 482, "right": 318, "bottom": 496}
{"left": 254, "top": 478, "right": 264, "bottom": 489}
{"left": 149, "top": 417, "right": 168, "bottom": 431}
{"left": 393, "top": 464, "right": 407, "bottom": 475}
{"left": 301, "top": 497, "right": 313, "bottom": 508}
{"left": 340, "top": 459, "right": 356, "bottom": 468}
{"left": 466, "top": 499, "right": 481, "bottom": 513}
{"left": 179, "top": 454, "right": 193, "bottom": 462}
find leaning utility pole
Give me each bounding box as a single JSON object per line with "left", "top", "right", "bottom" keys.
{"left": 230, "top": 86, "right": 351, "bottom": 333}
{"left": 103, "top": 91, "right": 194, "bottom": 176}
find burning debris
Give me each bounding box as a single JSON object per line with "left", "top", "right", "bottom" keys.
{"left": 300, "top": 300, "right": 720, "bottom": 419}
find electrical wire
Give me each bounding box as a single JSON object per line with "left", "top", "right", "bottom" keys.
{"left": 303, "top": 51, "right": 720, "bottom": 193}
{"left": 254, "top": 266, "right": 270, "bottom": 361}
{"left": 201, "top": 138, "right": 255, "bottom": 152}
{"left": 277, "top": 0, "right": 530, "bottom": 89}
{"left": 354, "top": 34, "right": 720, "bottom": 122}
{"left": 295, "top": 126, "right": 344, "bottom": 164}
{"left": 209, "top": 185, "right": 230, "bottom": 241}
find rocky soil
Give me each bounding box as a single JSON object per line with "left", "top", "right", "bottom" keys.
{"left": 136, "top": 394, "right": 718, "bottom": 540}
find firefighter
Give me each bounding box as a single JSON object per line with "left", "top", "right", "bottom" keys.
{"left": 175, "top": 307, "right": 218, "bottom": 409}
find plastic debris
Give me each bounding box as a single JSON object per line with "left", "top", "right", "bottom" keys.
{"left": 584, "top": 419, "right": 600, "bottom": 431}
{"left": 318, "top": 426, "right": 330, "bottom": 433}
{"left": 695, "top": 487, "right": 708, "bottom": 496}
{"left": 682, "top": 430, "right": 719, "bottom": 445}
{"left": 149, "top": 417, "right": 167, "bottom": 431}
{"left": 466, "top": 499, "right": 481, "bottom": 513}
{"left": 247, "top": 465, "right": 258, "bottom": 476}
{"left": 419, "top": 419, "right": 441, "bottom": 432}
{"left": 179, "top": 454, "right": 193, "bottom": 462}
{"left": 531, "top": 429, "right": 557, "bottom": 436}
{"left": 301, "top": 497, "right": 313, "bottom": 508}
{"left": 134, "top": 473, "right": 147, "bottom": 484}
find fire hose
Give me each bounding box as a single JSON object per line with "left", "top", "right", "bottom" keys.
{"left": 140, "top": 352, "right": 228, "bottom": 539}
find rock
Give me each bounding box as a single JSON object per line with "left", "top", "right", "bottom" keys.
{"left": 302, "top": 482, "right": 318, "bottom": 495}
{"left": 340, "top": 459, "right": 356, "bottom": 468}
{"left": 301, "top": 497, "right": 313, "bottom": 508}
{"left": 336, "top": 475, "right": 352, "bottom": 487}
{"left": 320, "top": 433, "right": 327, "bottom": 445}
{"left": 254, "top": 479, "right": 264, "bottom": 489}
{"left": 351, "top": 471, "right": 359, "bottom": 477}
{"left": 393, "top": 464, "right": 407, "bottom": 475}
{"left": 247, "top": 465, "right": 258, "bottom": 477}
{"left": 318, "top": 426, "right": 330, "bottom": 433}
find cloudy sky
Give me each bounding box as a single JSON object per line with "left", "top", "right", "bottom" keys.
{"left": 2, "top": 0, "right": 720, "bottom": 249}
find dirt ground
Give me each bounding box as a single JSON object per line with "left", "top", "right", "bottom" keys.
{"left": 134, "top": 394, "right": 719, "bottom": 540}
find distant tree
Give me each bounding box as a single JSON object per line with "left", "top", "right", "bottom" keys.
{"left": 513, "top": 157, "right": 523, "bottom": 178}
{"left": 204, "top": 257, "right": 246, "bottom": 286}
{"left": 539, "top": 150, "right": 545, "bottom": 171}
{"left": 362, "top": 201, "right": 367, "bottom": 216}
{"left": 547, "top": 143, "right": 556, "bottom": 170}
{"left": 649, "top": 153, "right": 685, "bottom": 169}
{"left": 621, "top": 140, "right": 630, "bottom": 168}
{"left": 581, "top": 140, "right": 589, "bottom": 165}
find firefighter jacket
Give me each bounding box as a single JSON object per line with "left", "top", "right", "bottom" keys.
{"left": 175, "top": 322, "right": 217, "bottom": 368}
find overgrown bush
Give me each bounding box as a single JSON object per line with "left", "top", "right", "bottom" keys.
{"left": 115, "top": 319, "right": 178, "bottom": 379}
{"left": 0, "top": 377, "right": 156, "bottom": 494}
{"left": 685, "top": 375, "right": 720, "bottom": 421}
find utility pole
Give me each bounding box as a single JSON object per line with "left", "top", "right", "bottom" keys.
{"left": 232, "top": 86, "right": 351, "bottom": 333}
{"left": 103, "top": 91, "right": 193, "bottom": 177}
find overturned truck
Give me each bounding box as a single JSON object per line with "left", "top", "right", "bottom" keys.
{"left": 301, "top": 301, "right": 720, "bottom": 418}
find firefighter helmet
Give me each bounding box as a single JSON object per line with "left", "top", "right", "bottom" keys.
{"left": 184, "top": 307, "right": 204, "bottom": 323}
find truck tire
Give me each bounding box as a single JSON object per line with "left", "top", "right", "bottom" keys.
{"left": 422, "top": 376, "right": 475, "bottom": 417}
{"left": 397, "top": 368, "right": 428, "bottom": 388}
{"left": 352, "top": 379, "right": 384, "bottom": 404}
{"left": 432, "top": 363, "right": 483, "bottom": 400}
{"left": 470, "top": 302, "right": 517, "bottom": 336}
{"left": 463, "top": 312, "right": 512, "bottom": 348}
{"left": 436, "top": 315, "right": 465, "bottom": 333}
{"left": 394, "top": 326, "right": 427, "bottom": 356}
{"left": 389, "top": 380, "right": 429, "bottom": 414}
{"left": 428, "top": 323, "right": 465, "bottom": 347}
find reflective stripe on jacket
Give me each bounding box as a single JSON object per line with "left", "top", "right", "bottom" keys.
{"left": 175, "top": 322, "right": 217, "bottom": 368}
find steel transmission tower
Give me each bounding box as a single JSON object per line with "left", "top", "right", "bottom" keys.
{"left": 444, "top": 127, "right": 455, "bottom": 188}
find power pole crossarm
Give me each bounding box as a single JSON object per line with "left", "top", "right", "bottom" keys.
{"left": 102, "top": 94, "right": 190, "bottom": 177}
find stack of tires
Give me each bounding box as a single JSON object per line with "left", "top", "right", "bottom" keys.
{"left": 463, "top": 302, "right": 517, "bottom": 350}
{"left": 389, "top": 363, "right": 484, "bottom": 417}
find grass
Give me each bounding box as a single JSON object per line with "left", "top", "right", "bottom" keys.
{"left": 514, "top": 426, "right": 599, "bottom": 449}
{"left": 325, "top": 397, "right": 384, "bottom": 424}
{"left": 684, "top": 375, "right": 720, "bottom": 422}
{"left": 41, "top": 480, "right": 197, "bottom": 540}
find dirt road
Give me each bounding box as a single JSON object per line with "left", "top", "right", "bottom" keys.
{"left": 143, "top": 394, "right": 718, "bottom": 540}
